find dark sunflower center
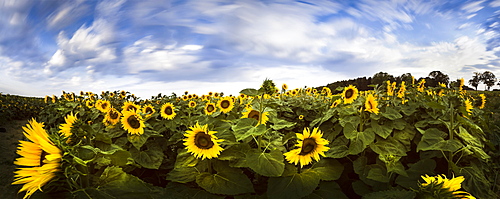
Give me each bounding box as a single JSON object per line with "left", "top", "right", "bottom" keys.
{"left": 248, "top": 110, "right": 260, "bottom": 121}
{"left": 368, "top": 101, "right": 373, "bottom": 109}
{"left": 127, "top": 115, "right": 140, "bottom": 129}
{"left": 207, "top": 104, "right": 215, "bottom": 112}
{"left": 146, "top": 107, "right": 153, "bottom": 114}
{"left": 102, "top": 103, "right": 108, "bottom": 109}
{"left": 221, "top": 100, "right": 230, "bottom": 108}
{"left": 345, "top": 89, "right": 354, "bottom": 98}
{"left": 40, "top": 150, "right": 48, "bottom": 166}
{"left": 110, "top": 111, "right": 119, "bottom": 119}
{"left": 194, "top": 132, "right": 214, "bottom": 149}
{"left": 299, "top": 138, "right": 317, "bottom": 155}
{"left": 164, "top": 106, "right": 173, "bottom": 115}
{"left": 127, "top": 105, "right": 137, "bottom": 112}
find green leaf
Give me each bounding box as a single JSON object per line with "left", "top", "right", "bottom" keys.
{"left": 130, "top": 144, "right": 164, "bottom": 169}
{"left": 218, "top": 143, "right": 251, "bottom": 167}
{"left": 310, "top": 108, "right": 336, "bottom": 127}
{"left": 416, "top": 128, "right": 446, "bottom": 152}
{"left": 267, "top": 169, "right": 320, "bottom": 199}
{"left": 311, "top": 158, "right": 344, "bottom": 181}
{"left": 108, "top": 150, "right": 131, "bottom": 167}
{"left": 246, "top": 150, "right": 285, "bottom": 177}
{"left": 362, "top": 189, "right": 416, "bottom": 199}
{"left": 166, "top": 167, "right": 199, "bottom": 183}
{"left": 232, "top": 118, "right": 263, "bottom": 141}
{"left": 128, "top": 131, "right": 151, "bottom": 150}
{"left": 96, "top": 166, "right": 163, "bottom": 198}
{"left": 270, "top": 117, "right": 296, "bottom": 130}
{"left": 369, "top": 120, "right": 392, "bottom": 139}
{"left": 325, "top": 135, "right": 349, "bottom": 158}
{"left": 346, "top": 131, "right": 375, "bottom": 155}
{"left": 175, "top": 149, "right": 199, "bottom": 169}
{"left": 240, "top": 88, "right": 262, "bottom": 96}
{"left": 369, "top": 137, "right": 407, "bottom": 156}
{"left": 304, "top": 181, "right": 348, "bottom": 199}
{"left": 367, "top": 167, "right": 389, "bottom": 183}
{"left": 381, "top": 107, "right": 402, "bottom": 120}
{"left": 196, "top": 168, "right": 254, "bottom": 195}
{"left": 395, "top": 158, "right": 436, "bottom": 189}
{"left": 165, "top": 182, "right": 224, "bottom": 199}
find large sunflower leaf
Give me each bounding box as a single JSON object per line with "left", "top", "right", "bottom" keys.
{"left": 369, "top": 120, "right": 392, "bottom": 139}
{"left": 127, "top": 130, "right": 151, "bottom": 150}
{"left": 246, "top": 149, "right": 285, "bottom": 177}
{"left": 395, "top": 158, "right": 436, "bottom": 189}
{"left": 346, "top": 131, "right": 375, "bottom": 155}
{"left": 130, "top": 143, "right": 164, "bottom": 169}
{"left": 362, "top": 189, "right": 416, "bottom": 199}
{"left": 174, "top": 149, "right": 199, "bottom": 169}
{"left": 196, "top": 165, "right": 254, "bottom": 195}
{"left": 310, "top": 158, "right": 344, "bottom": 181}
{"left": 381, "top": 107, "right": 402, "bottom": 120}
{"left": 267, "top": 169, "right": 320, "bottom": 199}
{"left": 304, "top": 181, "right": 348, "bottom": 199}
{"left": 166, "top": 167, "right": 199, "bottom": 183}
{"left": 231, "top": 118, "right": 263, "bottom": 141}
{"left": 269, "top": 117, "right": 296, "bottom": 130}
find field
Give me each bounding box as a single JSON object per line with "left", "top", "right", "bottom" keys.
{"left": 1, "top": 79, "right": 500, "bottom": 199}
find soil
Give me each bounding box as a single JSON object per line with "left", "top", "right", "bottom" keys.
{"left": 0, "top": 120, "right": 29, "bottom": 199}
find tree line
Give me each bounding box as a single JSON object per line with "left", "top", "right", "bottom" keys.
{"left": 322, "top": 71, "right": 498, "bottom": 93}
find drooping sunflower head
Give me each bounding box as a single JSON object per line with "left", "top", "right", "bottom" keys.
{"left": 217, "top": 96, "right": 234, "bottom": 113}
{"left": 241, "top": 107, "right": 269, "bottom": 125}
{"left": 478, "top": 94, "right": 486, "bottom": 109}
{"left": 122, "top": 101, "right": 140, "bottom": 113}
{"left": 283, "top": 127, "right": 330, "bottom": 168}
{"left": 397, "top": 81, "right": 406, "bottom": 98}
{"left": 342, "top": 85, "right": 359, "bottom": 104}
{"left": 331, "top": 99, "right": 342, "bottom": 108}
{"left": 183, "top": 122, "right": 224, "bottom": 160}
{"left": 13, "top": 119, "right": 62, "bottom": 199}
{"left": 121, "top": 109, "right": 145, "bottom": 135}
{"left": 459, "top": 78, "right": 465, "bottom": 91}
{"left": 104, "top": 108, "right": 122, "bottom": 126}
{"left": 365, "top": 94, "right": 379, "bottom": 114}
{"left": 160, "top": 102, "right": 176, "bottom": 120}
{"left": 464, "top": 99, "right": 473, "bottom": 114}
{"left": 204, "top": 102, "right": 217, "bottom": 115}
{"left": 188, "top": 101, "right": 197, "bottom": 108}
{"left": 59, "top": 112, "right": 78, "bottom": 138}
{"left": 282, "top": 83, "right": 288, "bottom": 91}
{"left": 85, "top": 100, "right": 95, "bottom": 108}
{"left": 386, "top": 81, "right": 394, "bottom": 96}
{"left": 417, "top": 174, "right": 476, "bottom": 199}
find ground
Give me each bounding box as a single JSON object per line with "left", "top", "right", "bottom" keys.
{"left": 0, "top": 120, "right": 28, "bottom": 199}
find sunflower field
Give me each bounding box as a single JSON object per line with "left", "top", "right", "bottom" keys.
{"left": 7, "top": 79, "right": 500, "bottom": 199}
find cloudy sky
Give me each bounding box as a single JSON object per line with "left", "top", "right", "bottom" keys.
{"left": 1, "top": 0, "right": 499, "bottom": 98}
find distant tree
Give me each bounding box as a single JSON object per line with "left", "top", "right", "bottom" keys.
{"left": 395, "top": 73, "right": 413, "bottom": 84}
{"left": 427, "top": 71, "right": 449, "bottom": 87}
{"left": 480, "top": 71, "right": 497, "bottom": 91}
{"left": 469, "top": 72, "right": 481, "bottom": 90}
{"left": 372, "top": 72, "right": 394, "bottom": 86}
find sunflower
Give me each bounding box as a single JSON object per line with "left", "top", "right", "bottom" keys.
{"left": 464, "top": 99, "right": 473, "bottom": 114}
{"left": 418, "top": 174, "right": 476, "bottom": 199}
{"left": 85, "top": 100, "right": 95, "bottom": 108}
{"left": 183, "top": 122, "right": 224, "bottom": 160}
{"left": 44, "top": 96, "right": 49, "bottom": 103}
{"left": 241, "top": 107, "right": 269, "bottom": 125}
{"left": 478, "top": 94, "right": 486, "bottom": 109}
{"left": 397, "top": 81, "right": 406, "bottom": 98}
{"left": 331, "top": 99, "right": 342, "bottom": 108}
{"left": 283, "top": 127, "right": 330, "bottom": 168}
{"left": 121, "top": 109, "right": 145, "bottom": 135}
{"left": 122, "top": 101, "right": 140, "bottom": 113}
{"left": 104, "top": 108, "right": 122, "bottom": 125}
{"left": 342, "top": 85, "right": 359, "bottom": 104}
{"left": 142, "top": 104, "right": 155, "bottom": 118}
{"left": 51, "top": 95, "right": 57, "bottom": 103}
{"left": 188, "top": 101, "right": 197, "bottom": 108}
{"left": 95, "top": 99, "right": 111, "bottom": 113}
{"left": 298, "top": 115, "right": 304, "bottom": 120}
{"left": 459, "top": 78, "right": 465, "bottom": 91}
{"left": 217, "top": 96, "right": 234, "bottom": 113}
{"left": 387, "top": 81, "right": 394, "bottom": 96}
{"left": 365, "top": 94, "right": 379, "bottom": 114}
{"left": 160, "top": 102, "right": 176, "bottom": 120}
{"left": 204, "top": 102, "right": 217, "bottom": 115}
{"left": 282, "top": 83, "right": 288, "bottom": 91}
{"left": 59, "top": 112, "right": 77, "bottom": 138}
{"left": 13, "top": 119, "right": 62, "bottom": 199}
{"left": 417, "top": 79, "right": 426, "bottom": 92}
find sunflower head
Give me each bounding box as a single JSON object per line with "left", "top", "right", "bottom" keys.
{"left": 160, "top": 102, "right": 176, "bottom": 120}
{"left": 298, "top": 115, "right": 304, "bottom": 120}
{"left": 283, "top": 127, "right": 330, "bottom": 168}
{"left": 241, "top": 107, "right": 269, "bottom": 125}
{"left": 417, "top": 174, "right": 476, "bottom": 199}
{"left": 13, "top": 119, "right": 62, "bottom": 199}
{"left": 365, "top": 94, "right": 379, "bottom": 114}
{"left": 464, "top": 99, "right": 473, "bottom": 114}
{"left": 331, "top": 99, "right": 341, "bottom": 108}
{"left": 142, "top": 104, "right": 155, "bottom": 117}
{"left": 59, "top": 112, "right": 78, "bottom": 138}
{"left": 260, "top": 78, "right": 277, "bottom": 95}
{"left": 478, "top": 94, "right": 486, "bottom": 109}
{"left": 342, "top": 85, "right": 359, "bottom": 104}
{"left": 104, "top": 108, "right": 122, "bottom": 125}
{"left": 282, "top": 83, "right": 288, "bottom": 91}
{"left": 122, "top": 101, "right": 140, "bottom": 113}
{"left": 188, "top": 101, "right": 197, "bottom": 108}
{"left": 417, "top": 79, "right": 426, "bottom": 92}
{"left": 86, "top": 100, "right": 95, "bottom": 108}
{"left": 121, "top": 109, "right": 145, "bottom": 135}
{"left": 183, "top": 122, "right": 224, "bottom": 160}
{"left": 218, "top": 96, "right": 234, "bottom": 113}
{"left": 204, "top": 102, "right": 217, "bottom": 115}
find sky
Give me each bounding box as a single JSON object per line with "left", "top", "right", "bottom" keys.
{"left": 1, "top": 0, "right": 500, "bottom": 99}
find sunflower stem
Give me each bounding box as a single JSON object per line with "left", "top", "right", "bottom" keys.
{"left": 448, "top": 102, "right": 455, "bottom": 176}
{"left": 208, "top": 159, "right": 213, "bottom": 174}
{"left": 258, "top": 94, "right": 264, "bottom": 150}
{"left": 297, "top": 166, "right": 302, "bottom": 174}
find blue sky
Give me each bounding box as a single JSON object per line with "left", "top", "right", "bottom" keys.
{"left": 1, "top": 0, "right": 499, "bottom": 99}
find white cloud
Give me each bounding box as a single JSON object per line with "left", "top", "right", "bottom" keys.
{"left": 123, "top": 36, "right": 207, "bottom": 74}
{"left": 46, "top": 0, "right": 90, "bottom": 29}
{"left": 491, "top": 0, "right": 500, "bottom": 7}
{"left": 461, "top": 0, "right": 485, "bottom": 13}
